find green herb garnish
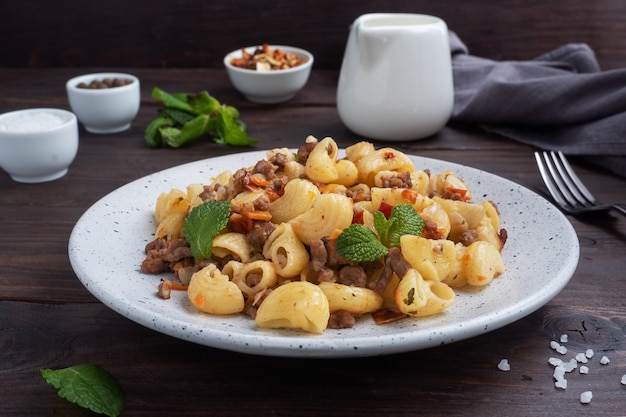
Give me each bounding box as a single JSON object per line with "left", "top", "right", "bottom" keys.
{"left": 41, "top": 364, "right": 124, "bottom": 417}
{"left": 336, "top": 203, "right": 424, "bottom": 262}
{"left": 182, "top": 200, "right": 231, "bottom": 260}
{"left": 145, "top": 87, "right": 258, "bottom": 148}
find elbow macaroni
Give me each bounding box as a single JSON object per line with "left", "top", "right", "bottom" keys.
{"left": 144, "top": 137, "right": 507, "bottom": 334}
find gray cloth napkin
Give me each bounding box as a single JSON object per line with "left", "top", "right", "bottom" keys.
{"left": 449, "top": 32, "right": 626, "bottom": 177}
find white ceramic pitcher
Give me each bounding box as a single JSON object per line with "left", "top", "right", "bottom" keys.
{"left": 337, "top": 13, "right": 453, "bottom": 141}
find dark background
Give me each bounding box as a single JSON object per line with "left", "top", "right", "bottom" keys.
{"left": 3, "top": 0, "right": 625, "bottom": 69}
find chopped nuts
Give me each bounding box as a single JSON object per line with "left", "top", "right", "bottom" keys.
{"left": 230, "top": 44, "right": 306, "bottom": 71}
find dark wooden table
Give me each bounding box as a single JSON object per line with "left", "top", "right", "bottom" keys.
{"left": 1, "top": 68, "right": 625, "bottom": 417}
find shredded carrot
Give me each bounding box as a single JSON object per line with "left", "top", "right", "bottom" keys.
{"left": 447, "top": 187, "right": 471, "bottom": 201}
{"left": 318, "top": 183, "right": 341, "bottom": 194}
{"left": 401, "top": 188, "right": 418, "bottom": 203}
{"left": 245, "top": 210, "right": 273, "bottom": 221}
{"left": 169, "top": 281, "right": 189, "bottom": 291}
{"left": 250, "top": 175, "right": 269, "bottom": 187}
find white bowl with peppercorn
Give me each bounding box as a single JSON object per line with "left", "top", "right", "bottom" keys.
{"left": 224, "top": 44, "right": 313, "bottom": 104}
{"left": 66, "top": 72, "right": 140, "bottom": 134}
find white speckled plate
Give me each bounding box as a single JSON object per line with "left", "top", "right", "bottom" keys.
{"left": 69, "top": 151, "right": 579, "bottom": 358}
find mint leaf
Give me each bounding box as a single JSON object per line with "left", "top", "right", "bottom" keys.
{"left": 373, "top": 211, "right": 394, "bottom": 247}
{"left": 151, "top": 87, "right": 194, "bottom": 113}
{"left": 41, "top": 364, "right": 124, "bottom": 417}
{"left": 145, "top": 117, "right": 173, "bottom": 148}
{"left": 209, "top": 107, "right": 258, "bottom": 146}
{"left": 146, "top": 87, "right": 257, "bottom": 148}
{"left": 336, "top": 224, "right": 388, "bottom": 262}
{"left": 188, "top": 91, "right": 221, "bottom": 114}
{"left": 375, "top": 204, "right": 424, "bottom": 248}
{"left": 182, "top": 200, "right": 231, "bottom": 260}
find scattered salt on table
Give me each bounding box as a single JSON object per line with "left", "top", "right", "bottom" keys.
{"left": 579, "top": 366, "right": 589, "bottom": 374}
{"left": 560, "top": 334, "right": 568, "bottom": 343}
{"left": 497, "top": 359, "right": 510, "bottom": 371}
{"left": 548, "top": 357, "right": 563, "bottom": 367}
{"left": 550, "top": 341, "right": 567, "bottom": 355}
{"left": 579, "top": 391, "right": 593, "bottom": 404}
{"left": 600, "top": 355, "right": 610, "bottom": 365}
{"left": 585, "top": 348, "right": 594, "bottom": 359}
{"left": 575, "top": 352, "right": 588, "bottom": 363}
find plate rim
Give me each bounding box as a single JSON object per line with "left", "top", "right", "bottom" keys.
{"left": 69, "top": 150, "right": 579, "bottom": 358}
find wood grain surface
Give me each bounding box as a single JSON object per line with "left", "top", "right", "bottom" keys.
{"left": 1, "top": 67, "right": 625, "bottom": 416}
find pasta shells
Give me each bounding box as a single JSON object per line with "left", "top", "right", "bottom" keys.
{"left": 255, "top": 281, "right": 330, "bottom": 333}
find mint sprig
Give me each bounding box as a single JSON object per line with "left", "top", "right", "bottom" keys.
{"left": 182, "top": 200, "right": 231, "bottom": 260}
{"left": 41, "top": 364, "right": 124, "bottom": 417}
{"left": 145, "top": 87, "right": 258, "bottom": 148}
{"left": 336, "top": 204, "right": 424, "bottom": 262}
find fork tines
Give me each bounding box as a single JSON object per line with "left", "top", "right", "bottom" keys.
{"left": 535, "top": 151, "right": 597, "bottom": 211}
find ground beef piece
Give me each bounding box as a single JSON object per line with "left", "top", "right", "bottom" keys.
{"left": 369, "top": 247, "right": 411, "bottom": 294}
{"left": 296, "top": 141, "right": 317, "bottom": 164}
{"left": 252, "top": 194, "right": 271, "bottom": 211}
{"left": 247, "top": 221, "right": 277, "bottom": 249}
{"left": 269, "top": 176, "right": 288, "bottom": 195}
{"left": 339, "top": 265, "right": 367, "bottom": 287}
{"left": 199, "top": 183, "right": 230, "bottom": 202}
{"left": 317, "top": 267, "right": 335, "bottom": 282}
{"left": 252, "top": 159, "right": 277, "bottom": 179}
{"left": 380, "top": 171, "right": 412, "bottom": 189}
{"left": 421, "top": 218, "right": 445, "bottom": 240}
{"left": 458, "top": 229, "right": 479, "bottom": 246}
{"left": 243, "top": 288, "right": 273, "bottom": 319}
{"left": 499, "top": 228, "right": 508, "bottom": 247}
{"left": 269, "top": 152, "right": 290, "bottom": 168}
{"left": 232, "top": 168, "right": 249, "bottom": 194}
{"left": 309, "top": 238, "right": 328, "bottom": 271}
{"left": 387, "top": 247, "right": 411, "bottom": 280}
{"left": 328, "top": 310, "right": 356, "bottom": 329}
{"left": 141, "top": 238, "right": 192, "bottom": 274}
{"left": 325, "top": 238, "right": 351, "bottom": 268}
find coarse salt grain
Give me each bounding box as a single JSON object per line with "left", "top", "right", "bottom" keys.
{"left": 600, "top": 355, "right": 610, "bottom": 365}
{"left": 548, "top": 357, "right": 563, "bottom": 367}
{"left": 621, "top": 374, "right": 626, "bottom": 385}
{"left": 579, "top": 391, "right": 593, "bottom": 404}
{"left": 562, "top": 358, "right": 577, "bottom": 372}
{"left": 550, "top": 341, "right": 568, "bottom": 355}
{"left": 0, "top": 111, "right": 66, "bottom": 132}
{"left": 579, "top": 366, "right": 589, "bottom": 374}
{"left": 560, "top": 334, "right": 568, "bottom": 343}
{"left": 575, "top": 352, "right": 588, "bottom": 363}
{"left": 497, "top": 359, "right": 510, "bottom": 371}
{"left": 585, "top": 348, "right": 594, "bottom": 358}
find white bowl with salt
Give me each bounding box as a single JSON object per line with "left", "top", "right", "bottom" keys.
{"left": 0, "top": 108, "right": 78, "bottom": 183}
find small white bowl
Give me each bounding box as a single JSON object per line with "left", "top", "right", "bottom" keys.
{"left": 66, "top": 72, "right": 140, "bottom": 134}
{"left": 0, "top": 108, "right": 78, "bottom": 183}
{"left": 224, "top": 45, "right": 313, "bottom": 104}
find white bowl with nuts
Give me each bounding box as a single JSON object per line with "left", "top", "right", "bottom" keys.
{"left": 224, "top": 44, "right": 314, "bottom": 104}
{"left": 66, "top": 72, "right": 140, "bottom": 134}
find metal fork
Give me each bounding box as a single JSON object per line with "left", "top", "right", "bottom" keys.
{"left": 534, "top": 151, "right": 626, "bottom": 216}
